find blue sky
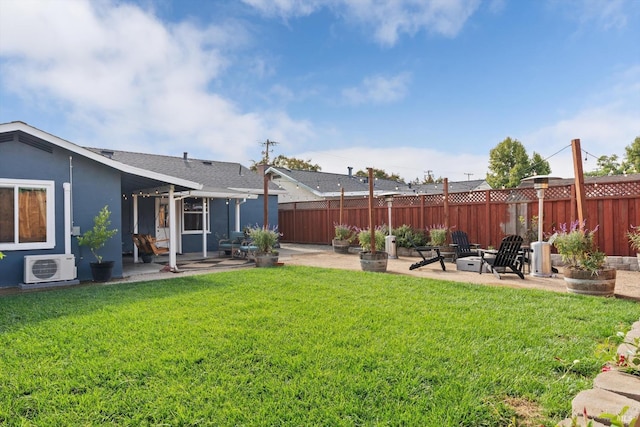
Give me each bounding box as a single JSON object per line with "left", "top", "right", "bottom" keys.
{"left": 1, "top": 0, "right": 638, "bottom": 182}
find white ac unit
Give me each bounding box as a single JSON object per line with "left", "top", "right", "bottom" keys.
{"left": 24, "top": 254, "right": 77, "bottom": 284}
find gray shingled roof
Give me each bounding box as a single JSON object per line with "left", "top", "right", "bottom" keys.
{"left": 86, "top": 148, "right": 279, "bottom": 194}
{"left": 268, "top": 167, "right": 490, "bottom": 196}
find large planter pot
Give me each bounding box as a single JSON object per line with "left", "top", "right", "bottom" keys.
{"left": 332, "top": 239, "right": 351, "bottom": 254}
{"left": 255, "top": 253, "right": 279, "bottom": 268}
{"left": 563, "top": 267, "right": 617, "bottom": 297}
{"left": 90, "top": 261, "right": 115, "bottom": 282}
{"left": 359, "top": 251, "right": 388, "bottom": 272}
{"left": 141, "top": 253, "right": 154, "bottom": 263}
{"left": 397, "top": 247, "right": 412, "bottom": 257}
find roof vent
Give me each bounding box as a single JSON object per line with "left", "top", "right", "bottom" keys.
{"left": 183, "top": 152, "right": 188, "bottom": 160}
{"left": 100, "top": 150, "right": 114, "bottom": 159}
{"left": 202, "top": 161, "right": 212, "bottom": 166}
{"left": 348, "top": 166, "right": 353, "bottom": 177}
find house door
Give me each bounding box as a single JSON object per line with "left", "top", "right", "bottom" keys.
{"left": 155, "top": 199, "right": 170, "bottom": 248}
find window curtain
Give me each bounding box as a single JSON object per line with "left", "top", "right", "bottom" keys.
{"left": 0, "top": 188, "right": 14, "bottom": 243}
{"left": 18, "top": 188, "right": 47, "bottom": 243}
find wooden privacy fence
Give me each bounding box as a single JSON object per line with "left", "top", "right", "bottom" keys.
{"left": 278, "top": 179, "right": 640, "bottom": 257}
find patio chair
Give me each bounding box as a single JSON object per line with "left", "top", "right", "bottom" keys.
{"left": 136, "top": 234, "right": 169, "bottom": 256}
{"left": 479, "top": 235, "right": 524, "bottom": 280}
{"left": 450, "top": 230, "right": 480, "bottom": 262}
{"left": 407, "top": 237, "right": 446, "bottom": 271}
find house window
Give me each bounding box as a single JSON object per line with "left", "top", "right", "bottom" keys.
{"left": 0, "top": 179, "right": 55, "bottom": 250}
{"left": 182, "top": 197, "right": 209, "bottom": 233}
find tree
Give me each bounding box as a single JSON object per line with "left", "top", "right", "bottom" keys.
{"left": 486, "top": 137, "right": 550, "bottom": 188}
{"left": 250, "top": 155, "right": 321, "bottom": 172}
{"left": 585, "top": 154, "right": 623, "bottom": 176}
{"left": 622, "top": 136, "right": 640, "bottom": 173}
{"left": 272, "top": 155, "right": 321, "bottom": 171}
{"left": 529, "top": 152, "right": 551, "bottom": 176}
{"left": 354, "top": 168, "right": 403, "bottom": 182}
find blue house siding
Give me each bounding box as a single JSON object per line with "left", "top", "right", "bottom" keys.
{"left": 70, "top": 154, "right": 123, "bottom": 282}
{"left": 0, "top": 132, "right": 123, "bottom": 287}
{"left": 1, "top": 123, "right": 280, "bottom": 287}
{"left": 121, "top": 195, "right": 276, "bottom": 255}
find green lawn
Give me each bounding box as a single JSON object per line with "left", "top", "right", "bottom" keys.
{"left": 0, "top": 266, "right": 638, "bottom": 426}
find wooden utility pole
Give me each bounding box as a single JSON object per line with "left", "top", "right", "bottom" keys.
{"left": 368, "top": 168, "right": 375, "bottom": 254}
{"left": 262, "top": 166, "right": 269, "bottom": 229}
{"left": 259, "top": 139, "right": 277, "bottom": 229}
{"left": 339, "top": 187, "right": 344, "bottom": 224}
{"left": 571, "top": 139, "right": 587, "bottom": 229}
{"left": 443, "top": 178, "right": 449, "bottom": 239}
{"left": 261, "top": 139, "right": 278, "bottom": 164}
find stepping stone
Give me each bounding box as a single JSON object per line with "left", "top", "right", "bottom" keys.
{"left": 572, "top": 389, "right": 640, "bottom": 426}
{"left": 594, "top": 370, "right": 640, "bottom": 401}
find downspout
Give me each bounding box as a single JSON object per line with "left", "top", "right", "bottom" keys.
{"left": 63, "top": 182, "right": 71, "bottom": 255}
{"left": 202, "top": 198, "right": 207, "bottom": 258}
{"left": 69, "top": 156, "right": 74, "bottom": 229}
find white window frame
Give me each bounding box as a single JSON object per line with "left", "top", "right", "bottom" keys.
{"left": 181, "top": 197, "right": 210, "bottom": 235}
{"left": 0, "top": 178, "right": 56, "bottom": 250}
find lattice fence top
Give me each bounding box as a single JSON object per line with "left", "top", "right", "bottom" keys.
{"left": 586, "top": 181, "right": 640, "bottom": 197}
{"left": 281, "top": 180, "right": 640, "bottom": 210}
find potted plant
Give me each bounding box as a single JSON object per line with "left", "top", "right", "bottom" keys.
{"left": 627, "top": 225, "right": 640, "bottom": 270}
{"left": 427, "top": 224, "right": 448, "bottom": 246}
{"left": 77, "top": 205, "right": 118, "bottom": 282}
{"left": 357, "top": 226, "right": 388, "bottom": 272}
{"left": 393, "top": 224, "right": 427, "bottom": 257}
{"left": 549, "top": 220, "right": 616, "bottom": 296}
{"left": 332, "top": 223, "right": 355, "bottom": 254}
{"left": 247, "top": 225, "right": 280, "bottom": 267}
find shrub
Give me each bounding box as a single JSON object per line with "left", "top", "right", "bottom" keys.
{"left": 333, "top": 223, "right": 356, "bottom": 242}
{"left": 393, "top": 224, "right": 427, "bottom": 248}
{"left": 427, "top": 224, "right": 448, "bottom": 246}
{"left": 549, "top": 221, "right": 605, "bottom": 274}
{"left": 247, "top": 225, "right": 280, "bottom": 254}
{"left": 357, "top": 227, "right": 386, "bottom": 252}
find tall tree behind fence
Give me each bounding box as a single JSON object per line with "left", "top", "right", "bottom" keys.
{"left": 278, "top": 179, "right": 640, "bottom": 257}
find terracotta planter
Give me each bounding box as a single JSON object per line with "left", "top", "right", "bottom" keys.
{"left": 359, "top": 251, "right": 388, "bottom": 272}
{"left": 89, "top": 261, "right": 114, "bottom": 282}
{"left": 332, "top": 239, "right": 351, "bottom": 254}
{"left": 563, "top": 267, "right": 616, "bottom": 297}
{"left": 255, "top": 253, "right": 279, "bottom": 268}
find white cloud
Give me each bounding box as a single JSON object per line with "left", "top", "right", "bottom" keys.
{"left": 548, "top": 0, "right": 639, "bottom": 31}
{"left": 342, "top": 73, "right": 411, "bottom": 105}
{"left": 242, "top": 0, "right": 482, "bottom": 45}
{"left": 524, "top": 65, "right": 640, "bottom": 177}
{"left": 294, "top": 146, "right": 489, "bottom": 183}
{"left": 0, "top": 0, "right": 309, "bottom": 162}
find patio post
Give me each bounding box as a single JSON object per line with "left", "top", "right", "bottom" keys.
{"left": 133, "top": 194, "right": 139, "bottom": 263}
{"left": 202, "top": 198, "right": 207, "bottom": 258}
{"left": 168, "top": 185, "right": 177, "bottom": 270}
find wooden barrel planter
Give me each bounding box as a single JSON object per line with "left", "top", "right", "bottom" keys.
{"left": 563, "top": 268, "right": 617, "bottom": 297}
{"left": 360, "top": 251, "right": 388, "bottom": 272}
{"left": 332, "top": 239, "right": 351, "bottom": 254}
{"left": 255, "top": 253, "right": 279, "bottom": 268}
